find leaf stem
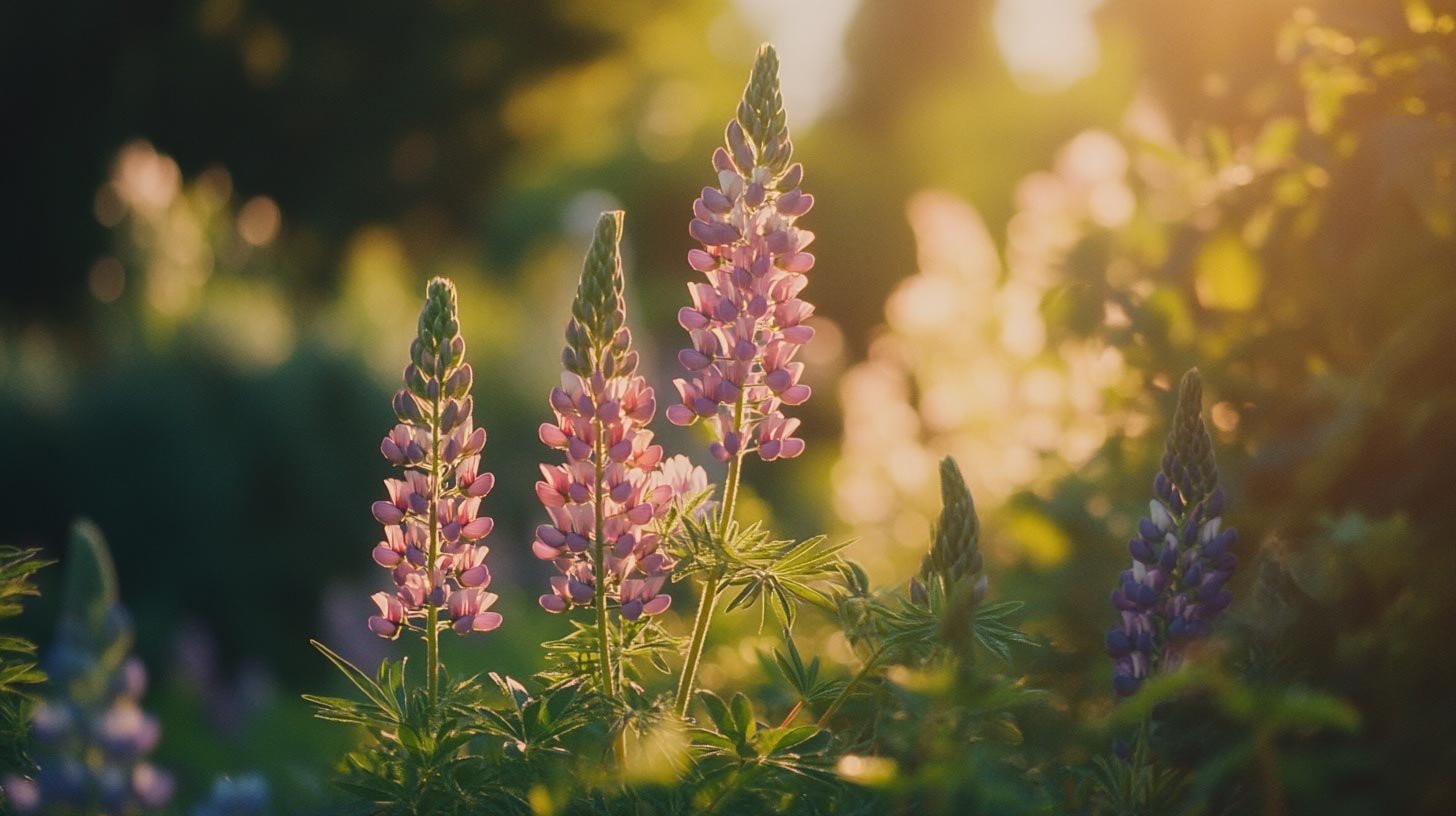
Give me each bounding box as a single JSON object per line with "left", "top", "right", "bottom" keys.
{"left": 817, "top": 648, "right": 884, "bottom": 726}
{"left": 778, "top": 699, "right": 805, "bottom": 729}
{"left": 674, "top": 391, "right": 747, "bottom": 718}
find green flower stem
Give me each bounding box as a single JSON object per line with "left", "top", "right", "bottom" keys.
{"left": 817, "top": 648, "right": 886, "bottom": 726}
{"left": 674, "top": 570, "right": 723, "bottom": 719}
{"left": 674, "top": 391, "right": 747, "bottom": 718}
{"left": 592, "top": 424, "right": 614, "bottom": 699}
{"left": 425, "top": 396, "right": 442, "bottom": 707}
{"left": 593, "top": 418, "right": 629, "bottom": 769}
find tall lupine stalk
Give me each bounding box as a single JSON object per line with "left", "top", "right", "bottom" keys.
{"left": 668, "top": 44, "right": 817, "bottom": 719}
{"left": 533, "top": 211, "right": 678, "bottom": 717}
{"left": 370, "top": 278, "right": 500, "bottom": 705}
{"left": 1107, "top": 369, "right": 1238, "bottom": 697}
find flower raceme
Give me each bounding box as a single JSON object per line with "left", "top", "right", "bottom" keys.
{"left": 369, "top": 278, "right": 502, "bottom": 639}
{"left": 669, "top": 43, "right": 817, "bottom": 464}
{"left": 533, "top": 211, "right": 685, "bottom": 623}
{"left": 1107, "top": 370, "right": 1238, "bottom": 697}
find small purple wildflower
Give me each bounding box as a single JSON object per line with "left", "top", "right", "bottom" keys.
{"left": 369, "top": 278, "right": 501, "bottom": 639}
{"left": 1108, "top": 369, "right": 1238, "bottom": 697}
{"left": 668, "top": 44, "right": 817, "bottom": 464}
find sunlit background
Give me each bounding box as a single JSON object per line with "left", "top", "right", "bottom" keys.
{"left": 3, "top": 0, "right": 1454, "bottom": 811}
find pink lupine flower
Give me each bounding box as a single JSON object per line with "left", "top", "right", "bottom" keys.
{"left": 653, "top": 453, "right": 714, "bottom": 520}
{"left": 447, "top": 588, "right": 503, "bottom": 634}
{"left": 533, "top": 212, "right": 689, "bottom": 625}
{"left": 669, "top": 44, "right": 816, "bottom": 465}
{"left": 619, "top": 575, "right": 672, "bottom": 621}
{"left": 368, "top": 278, "right": 500, "bottom": 640}
{"left": 368, "top": 591, "right": 404, "bottom": 639}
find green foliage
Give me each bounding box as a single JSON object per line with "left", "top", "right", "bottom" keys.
{"left": 305, "top": 641, "right": 509, "bottom": 815}
{"left": 0, "top": 549, "right": 48, "bottom": 698}
{"left": 765, "top": 631, "right": 845, "bottom": 715}
{"left": 1079, "top": 733, "right": 1190, "bottom": 816}
{"left": 688, "top": 690, "right": 834, "bottom": 810}
{"left": 669, "top": 513, "right": 850, "bottom": 632}
{"left": 539, "top": 617, "right": 680, "bottom": 689}
{"left": 0, "top": 547, "right": 48, "bottom": 778}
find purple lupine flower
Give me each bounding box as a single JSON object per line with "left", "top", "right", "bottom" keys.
{"left": 369, "top": 278, "right": 501, "bottom": 639}
{"left": 2, "top": 522, "right": 174, "bottom": 814}
{"left": 533, "top": 211, "right": 682, "bottom": 621}
{"left": 667, "top": 44, "right": 817, "bottom": 464}
{"left": 1108, "top": 370, "right": 1238, "bottom": 697}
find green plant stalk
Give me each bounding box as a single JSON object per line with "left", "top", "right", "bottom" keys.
{"left": 673, "top": 392, "right": 747, "bottom": 718}
{"left": 817, "top": 647, "right": 885, "bottom": 726}
{"left": 425, "top": 394, "right": 442, "bottom": 707}
{"left": 592, "top": 420, "right": 628, "bottom": 768}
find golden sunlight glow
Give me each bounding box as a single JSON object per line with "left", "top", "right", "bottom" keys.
{"left": 835, "top": 128, "right": 1149, "bottom": 580}
{"left": 735, "top": 0, "right": 859, "bottom": 125}
{"left": 993, "top": 0, "right": 1106, "bottom": 92}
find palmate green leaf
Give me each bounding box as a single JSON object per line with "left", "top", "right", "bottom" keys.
{"left": 0, "top": 636, "right": 37, "bottom": 655}
{"left": 764, "top": 630, "right": 843, "bottom": 707}
{"left": 476, "top": 673, "right": 596, "bottom": 762}
{"left": 309, "top": 639, "right": 402, "bottom": 720}
{"left": 730, "top": 692, "right": 757, "bottom": 741}
{"left": 690, "top": 685, "right": 836, "bottom": 805}
{"left": 697, "top": 690, "right": 735, "bottom": 737}
{"left": 757, "top": 724, "right": 821, "bottom": 755}
{"left": 663, "top": 507, "right": 733, "bottom": 578}
{"left": 0, "top": 662, "right": 45, "bottom": 693}
{"left": 540, "top": 617, "right": 681, "bottom": 689}
{"left": 973, "top": 612, "right": 1039, "bottom": 667}
{"left": 722, "top": 534, "right": 852, "bottom": 631}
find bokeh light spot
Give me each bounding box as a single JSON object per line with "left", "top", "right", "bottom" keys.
{"left": 236, "top": 196, "right": 281, "bottom": 246}
{"left": 993, "top": 0, "right": 1105, "bottom": 92}
{"left": 88, "top": 257, "right": 125, "bottom": 303}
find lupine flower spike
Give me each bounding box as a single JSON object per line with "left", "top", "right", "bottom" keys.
{"left": 669, "top": 42, "right": 818, "bottom": 720}
{"left": 2, "top": 522, "right": 173, "bottom": 814}
{"left": 370, "top": 278, "right": 500, "bottom": 697}
{"left": 534, "top": 211, "right": 681, "bottom": 664}
{"left": 913, "top": 457, "right": 989, "bottom": 650}
{"left": 1107, "top": 369, "right": 1238, "bottom": 697}
{"left": 668, "top": 43, "right": 817, "bottom": 465}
